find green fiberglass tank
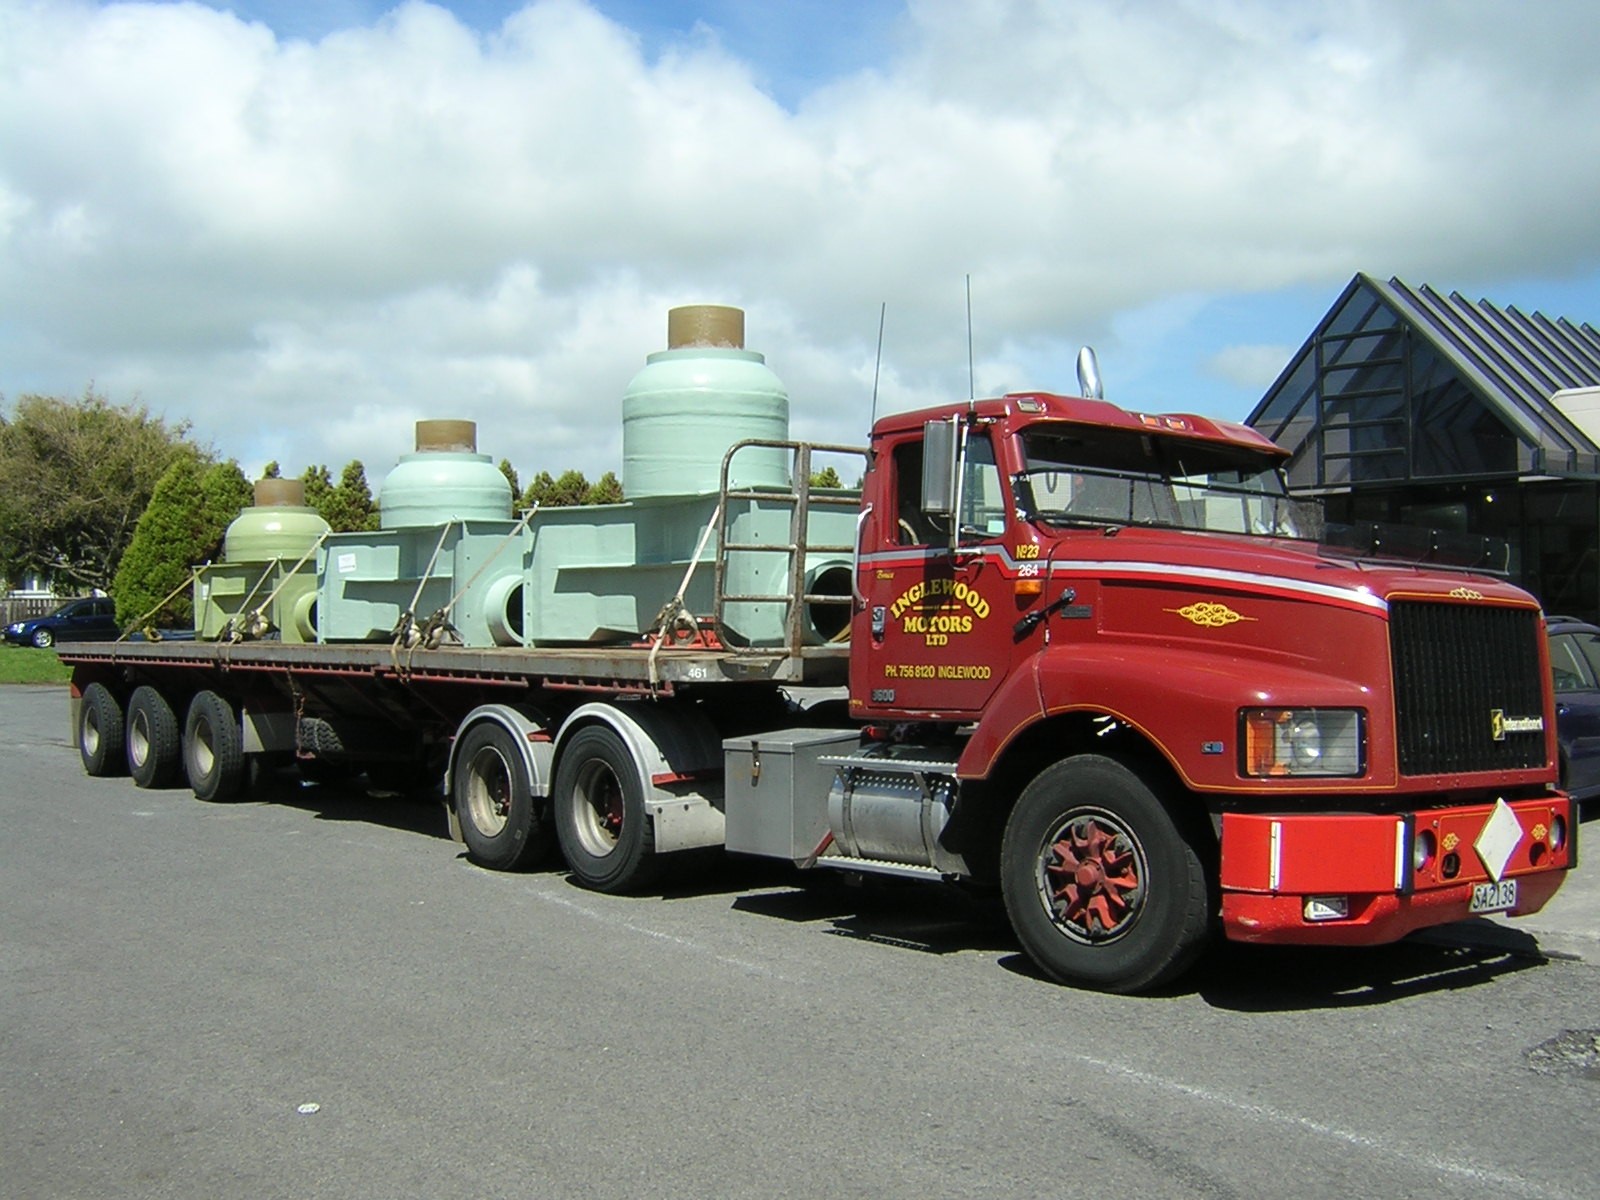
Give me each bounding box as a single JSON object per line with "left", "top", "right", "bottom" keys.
{"left": 379, "top": 420, "right": 513, "bottom": 528}
{"left": 622, "top": 305, "right": 790, "bottom": 499}
{"left": 195, "top": 478, "right": 329, "bottom": 642}
{"left": 223, "top": 478, "right": 330, "bottom": 563}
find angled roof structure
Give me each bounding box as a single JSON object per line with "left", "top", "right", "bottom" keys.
{"left": 1247, "top": 273, "right": 1600, "bottom": 491}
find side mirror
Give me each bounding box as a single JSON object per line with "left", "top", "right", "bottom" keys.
{"left": 921, "top": 417, "right": 959, "bottom": 517}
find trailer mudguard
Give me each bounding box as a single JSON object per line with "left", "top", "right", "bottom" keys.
{"left": 444, "top": 704, "right": 556, "bottom": 844}
{"left": 554, "top": 702, "right": 726, "bottom": 853}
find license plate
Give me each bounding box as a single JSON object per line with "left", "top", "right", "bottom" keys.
{"left": 1469, "top": 879, "right": 1518, "bottom": 913}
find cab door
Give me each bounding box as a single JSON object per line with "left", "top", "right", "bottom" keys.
{"left": 852, "top": 423, "right": 1019, "bottom": 718}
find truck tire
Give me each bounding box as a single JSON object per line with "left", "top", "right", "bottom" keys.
{"left": 553, "top": 725, "right": 660, "bottom": 893}
{"left": 1000, "top": 755, "right": 1212, "bottom": 994}
{"left": 78, "top": 683, "right": 127, "bottom": 777}
{"left": 126, "top": 685, "right": 182, "bottom": 788}
{"left": 185, "top": 690, "right": 246, "bottom": 802}
{"left": 453, "top": 723, "right": 553, "bottom": 871}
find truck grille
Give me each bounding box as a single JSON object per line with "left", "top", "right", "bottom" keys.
{"left": 1389, "top": 601, "right": 1546, "bottom": 776}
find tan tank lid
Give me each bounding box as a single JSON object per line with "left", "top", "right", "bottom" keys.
{"left": 667, "top": 305, "right": 745, "bottom": 350}
{"left": 253, "top": 478, "right": 306, "bottom": 507}
{"left": 415, "top": 419, "right": 478, "bottom": 453}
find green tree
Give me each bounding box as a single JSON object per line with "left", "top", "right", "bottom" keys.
{"left": 549, "top": 469, "right": 591, "bottom": 507}
{"left": 497, "top": 458, "right": 520, "bottom": 502}
{"left": 260, "top": 460, "right": 282, "bottom": 479}
{"left": 199, "top": 461, "right": 254, "bottom": 555}
{"left": 324, "top": 461, "right": 378, "bottom": 532}
{"left": 300, "top": 464, "right": 335, "bottom": 524}
{"left": 583, "top": 471, "right": 624, "bottom": 505}
{"left": 520, "top": 470, "right": 556, "bottom": 510}
{"left": 0, "top": 389, "right": 197, "bottom": 593}
{"left": 809, "top": 466, "right": 843, "bottom": 489}
{"left": 112, "top": 457, "right": 253, "bottom": 630}
{"left": 521, "top": 468, "right": 621, "bottom": 509}
{"left": 111, "top": 450, "right": 209, "bottom": 628}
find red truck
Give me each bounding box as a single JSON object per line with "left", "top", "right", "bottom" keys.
{"left": 61, "top": 385, "right": 1574, "bottom": 993}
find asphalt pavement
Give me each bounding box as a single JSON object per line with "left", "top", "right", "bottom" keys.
{"left": 6, "top": 683, "right": 1599, "bottom": 1200}
{"left": 1458, "top": 807, "right": 1600, "bottom": 963}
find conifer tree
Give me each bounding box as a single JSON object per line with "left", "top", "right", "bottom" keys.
{"left": 325, "top": 461, "right": 378, "bottom": 532}
{"left": 583, "top": 471, "right": 624, "bottom": 505}
{"left": 520, "top": 470, "right": 557, "bottom": 510}
{"left": 111, "top": 450, "right": 209, "bottom": 628}
{"left": 199, "top": 461, "right": 254, "bottom": 561}
{"left": 497, "top": 458, "right": 520, "bottom": 502}
{"left": 549, "top": 469, "right": 590, "bottom": 507}
{"left": 301, "top": 464, "right": 335, "bottom": 523}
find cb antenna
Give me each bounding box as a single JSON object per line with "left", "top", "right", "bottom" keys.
{"left": 869, "top": 302, "right": 886, "bottom": 431}
{"left": 965, "top": 274, "right": 975, "bottom": 402}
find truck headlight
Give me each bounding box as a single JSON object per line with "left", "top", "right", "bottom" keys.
{"left": 1241, "top": 708, "right": 1364, "bottom": 778}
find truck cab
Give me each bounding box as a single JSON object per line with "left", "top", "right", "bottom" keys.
{"left": 835, "top": 392, "right": 1572, "bottom": 991}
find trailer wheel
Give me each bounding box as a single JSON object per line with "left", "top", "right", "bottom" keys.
{"left": 554, "top": 725, "right": 660, "bottom": 893}
{"left": 78, "top": 683, "right": 127, "bottom": 777}
{"left": 1000, "top": 755, "right": 1212, "bottom": 994}
{"left": 126, "top": 686, "right": 182, "bottom": 788}
{"left": 185, "top": 690, "right": 246, "bottom": 802}
{"left": 453, "top": 723, "right": 552, "bottom": 871}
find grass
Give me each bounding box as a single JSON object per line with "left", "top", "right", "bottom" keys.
{"left": 0, "top": 643, "right": 73, "bottom": 685}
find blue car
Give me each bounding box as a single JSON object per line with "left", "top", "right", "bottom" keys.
{"left": 2, "top": 596, "right": 118, "bottom": 648}
{"left": 1546, "top": 615, "right": 1600, "bottom": 806}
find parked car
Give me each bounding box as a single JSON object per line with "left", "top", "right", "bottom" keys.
{"left": 2, "top": 597, "right": 118, "bottom": 648}
{"left": 1545, "top": 615, "right": 1600, "bottom": 806}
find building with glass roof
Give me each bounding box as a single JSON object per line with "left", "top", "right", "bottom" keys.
{"left": 1246, "top": 273, "right": 1600, "bottom": 618}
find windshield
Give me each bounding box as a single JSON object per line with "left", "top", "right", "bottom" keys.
{"left": 1015, "top": 425, "right": 1323, "bottom": 540}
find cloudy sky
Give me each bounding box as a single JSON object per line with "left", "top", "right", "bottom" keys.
{"left": 3, "top": 0, "right": 1599, "bottom": 486}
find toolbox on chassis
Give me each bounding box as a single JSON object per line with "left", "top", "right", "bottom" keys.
{"left": 61, "top": 389, "right": 1575, "bottom": 994}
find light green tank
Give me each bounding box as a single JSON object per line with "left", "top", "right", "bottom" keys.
{"left": 223, "top": 478, "right": 331, "bottom": 562}
{"left": 622, "top": 304, "right": 790, "bottom": 499}
{"left": 522, "top": 306, "right": 855, "bottom": 648}
{"left": 379, "top": 420, "right": 513, "bottom": 529}
{"left": 195, "top": 478, "right": 330, "bottom": 642}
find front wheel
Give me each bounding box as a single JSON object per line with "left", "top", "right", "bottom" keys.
{"left": 32, "top": 627, "right": 54, "bottom": 648}
{"left": 1000, "top": 755, "right": 1213, "bottom": 994}
{"left": 553, "top": 725, "right": 660, "bottom": 893}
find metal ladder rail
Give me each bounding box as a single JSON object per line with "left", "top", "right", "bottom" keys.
{"left": 713, "top": 439, "right": 866, "bottom": 656}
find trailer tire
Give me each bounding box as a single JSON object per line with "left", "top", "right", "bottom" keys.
{"left": 185, "top": 690, "right": 246, "bottom": 802}
{"left": 126, "top": 685, "right": 182, "bottom": 788}
{"left": 1000, "top": 755, "right": 1212, "bottom": 994}
{"left": 78, "top": 683, "right": 127, "bottom": 776}
{"left": 453, "top": 723, "right": 553, "bottom": 871}
{"left": 554, "top": 725, "right": 660, "bottom": 894}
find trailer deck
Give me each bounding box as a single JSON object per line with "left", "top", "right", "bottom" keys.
{"left": 56, "top": 637, "right": 849, "bottom": 691}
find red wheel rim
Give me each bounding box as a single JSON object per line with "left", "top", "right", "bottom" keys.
{"left": 1037, "top": 810, "right": 1146, "bottom": 943}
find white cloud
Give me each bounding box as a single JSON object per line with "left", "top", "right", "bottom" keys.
{"left": 1206, "top": 343, "right": 1298, "bottom": 391}
{"left": 2, "top": 0, "right": 1599, "bottom": 482}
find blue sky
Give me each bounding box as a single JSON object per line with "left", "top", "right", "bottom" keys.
{"left": 4, "top": 0, "right": 1598, "bottom": 479}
